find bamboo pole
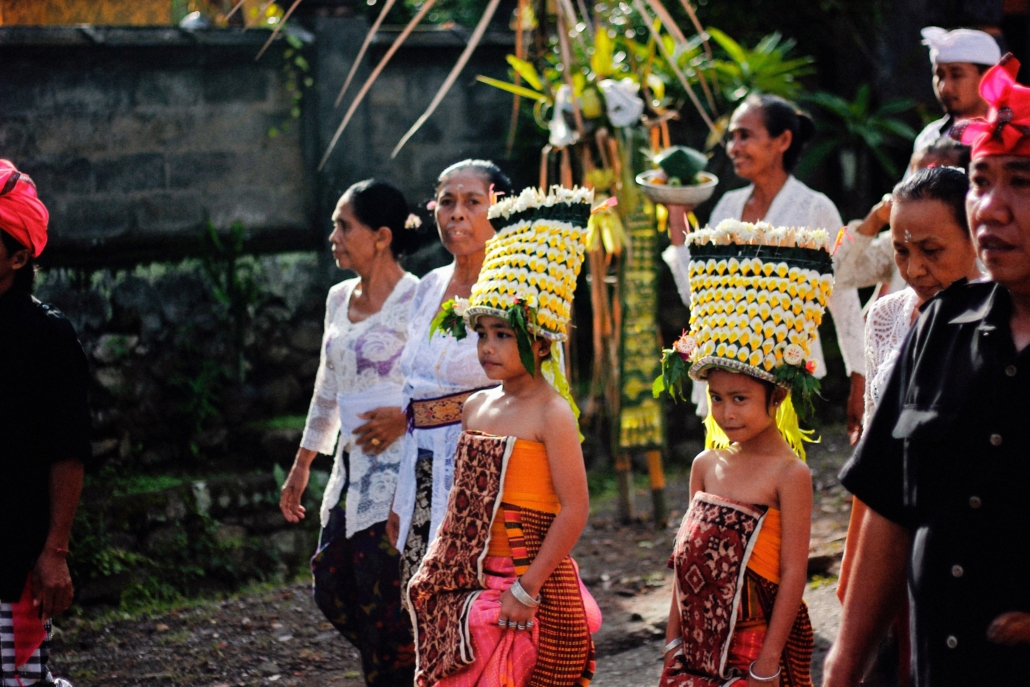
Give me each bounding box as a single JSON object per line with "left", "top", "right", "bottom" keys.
{"left": 646, "top": 449, "right": 668, "bottom": 528}
{"left": 616, "top": 454, "right": 634, "bottom": 523}
{"left": 506, "top": 0, "right": 529, "bottom": 154}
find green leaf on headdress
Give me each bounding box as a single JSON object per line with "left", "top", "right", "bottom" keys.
{"left": 429, "top": 299, "right": 467, "bottom": 341}
{"left": 773, "top": 364, "right": 822, "bottom": 420}
{"left": 507, "top": 303, "right": 537, "bottom": 377}
{"left": 653, "top": 349, "right": 691, "bottom": 403}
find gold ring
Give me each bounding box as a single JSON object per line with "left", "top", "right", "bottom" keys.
{"left": 371, "top": 438, "right": 382, "bottom": 447}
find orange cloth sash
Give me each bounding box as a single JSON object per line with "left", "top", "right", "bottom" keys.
{"left": 746, "top": 507, "right": 781, "bottom": 585}
{"left": 487, "top": 440, "right": 560, "bottom": 558}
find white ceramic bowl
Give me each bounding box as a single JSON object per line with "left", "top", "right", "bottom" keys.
{"left": 635, "top": 169, "right": 718, "bottom": 206}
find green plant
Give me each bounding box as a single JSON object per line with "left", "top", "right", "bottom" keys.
{"left": 170, "top": 357, "right": 227, "bottom": 450}
{"left": 800, "top": 84, "right": 917, "bottom": 180}
{"left": 269, "top": 34, "right": 314, "bottom": 138}
{"left": 68, "top": 510, "right": 153, "bottom": 585}
{"left": 199, "top": 221, "right": 262, "bottom": 383}
{"left": 703, "top": 29, "right": 815, "bottom": 106}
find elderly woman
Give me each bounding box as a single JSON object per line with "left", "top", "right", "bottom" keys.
{"left": 835, "top": 166, "right": 980, "bottom": 686}
{"left": 386, "top": 159, "right": 513, "bottom": 597}
{"left": 663, "top": 94, "right": 867, "bottom": 432}
{"left": 834, "top": 136, "right": 972, "bottom": 300}
{"left": 279, "top": 179, "right": 420, "bottom": 686}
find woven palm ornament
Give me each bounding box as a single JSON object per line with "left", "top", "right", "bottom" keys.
{"left": 653, "top": 219, "right": 838, "bottom": 459}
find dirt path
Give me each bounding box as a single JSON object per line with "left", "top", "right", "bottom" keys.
{"left": 52, "top": 426, "right": 853, "bottom": 686}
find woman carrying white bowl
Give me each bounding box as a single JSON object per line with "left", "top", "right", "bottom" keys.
{"left": 662, "top": 94, "right": 867, "bottom": 437}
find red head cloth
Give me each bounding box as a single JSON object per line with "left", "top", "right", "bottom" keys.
{"left": 954, "top": 54, "right": 1030, "bottom": 159}
{"left": 0, "top": 159, "right": 49, "bottom": 258}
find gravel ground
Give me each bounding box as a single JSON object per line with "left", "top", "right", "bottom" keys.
{"left": 51, "top": 426, "right": 853, "bottom": 686}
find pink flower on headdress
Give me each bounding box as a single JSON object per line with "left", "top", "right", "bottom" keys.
{"left": 954, "top": 55, "right": 1030, "bottom": 158}
{"left": 673, "top": 331, "right": 697, "bottom": 360}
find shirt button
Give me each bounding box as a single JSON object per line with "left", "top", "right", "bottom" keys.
{"left": 990, "top": 433, "right": 1003, "bottom": 446}
{"left": 969, "top": 495, "right": 982, "bottom": 509}
{"left": 1006, "top": 364, "right": 1018, "bottom": 377}
{"left": 946, "top": 635, "right": 958, "bottom": 649}
{"left": 951, "top": 565, "right": 964, "bottom": 578}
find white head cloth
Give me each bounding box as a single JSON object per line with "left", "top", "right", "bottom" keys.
{"left": 921, "top": 26, "right": 1001, "bottom": 66}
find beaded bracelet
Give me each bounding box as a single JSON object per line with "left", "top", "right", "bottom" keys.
{"left": 748, "top": 661, "right": 781, "bottom": 682}
{"left": 510, "top": 579, "right": 541, "bottom": 608}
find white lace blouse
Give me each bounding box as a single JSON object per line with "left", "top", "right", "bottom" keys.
{"left": 300, "top": 273, "right": 419, "bottom": 535}
{"left": 862, "top": 288, "right": 919, "bottom": 430}
{"left": 391, "top": 263, "right": 495, "bottom": 550}
{"left": 833, "top": 224, "right": 907, "bottom": 294}
{"left": 662, "top": 176, "right": 867, "bottom": 414}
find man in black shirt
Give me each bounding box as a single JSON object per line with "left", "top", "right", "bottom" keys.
{"left": 0, "top": 160, "right": 89, "bottom": 687}
{"left": 824, "top": 55, "right": 1030, "bottom": 686}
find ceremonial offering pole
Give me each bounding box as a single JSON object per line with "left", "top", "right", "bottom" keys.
{"left": 615, "top": 151, "right": 667, "bottom": 525}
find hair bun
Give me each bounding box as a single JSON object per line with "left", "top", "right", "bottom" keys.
{"left": 796, "top": 111, "right": 816, "bottom": 145}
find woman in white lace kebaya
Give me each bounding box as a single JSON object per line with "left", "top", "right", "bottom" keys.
{"left": 833, "top": 137, "right": 972, "bottom": 298}
{"left": 662, "top": 94, "right": 867, "bottom": 434}
{"left": 836, "top": 166, "right": 980, "bottom": 684}
{"left": 279, "top": 179, "right": 421, "bottom": 686}
{"left": 386, "top": 160, "right": 513, "bottom": 600}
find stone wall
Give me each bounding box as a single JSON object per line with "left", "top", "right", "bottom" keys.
{"left": 73, "top": 470, "right": 328, "bottom": 604}
{"left": 0, "top": 19, "right": 520, "bottom": 267}
{"left": 311, "top": 17, "right": 518, "bottom": 223}
{"left": 0, "top": 26, "right": 314, "bottom": 266}
{"left": 35, "top": 251, "right": 352, "bottom": 473}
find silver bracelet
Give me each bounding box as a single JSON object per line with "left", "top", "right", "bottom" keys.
{"left": 748, "top": 661, "right": 781, "bottom": 682}
{"left": 510, "top": 579, "right": 541, "bottom": 608}
{"left": 663, "top": 637, "right": 683, "bottom": 654}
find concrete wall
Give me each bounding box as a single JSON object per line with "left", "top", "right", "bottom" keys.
{"left": 0, "top": 27, "right": 313, "bottom": 266}
{"left": 312, "top": 17, "right": 515, "bottom": 219}
{"left": 0, "top": 20, "right": 517, "bottom": 267}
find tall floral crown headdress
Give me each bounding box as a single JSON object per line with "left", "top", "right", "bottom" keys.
{"left": 653, "top": 219, "right": 837, "bottom": 459}
{"left": 430, "top": 185, "right": 594, "bottom": 420}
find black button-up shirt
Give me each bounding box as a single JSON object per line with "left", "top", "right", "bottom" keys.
{"left": 0, "top": 288, "right": 90, "bottom": 600}
{"left": 840, "top": 280, "right": 1030, "bottom": 685}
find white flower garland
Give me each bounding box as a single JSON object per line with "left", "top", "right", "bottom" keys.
{"left": 687, "top": 219, "right": 834, "bottom": 252}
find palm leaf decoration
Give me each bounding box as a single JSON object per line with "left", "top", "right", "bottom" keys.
{"left": 333, "top": 0, "right": 399, "bottom": 107}
{"left": 392, "top": 0, "right": 503, "bottom": 157}
{"left": 317, "top": 0, "right": 439, "bottom": 170}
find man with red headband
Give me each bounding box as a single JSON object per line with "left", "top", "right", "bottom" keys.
{"left": 0, "top": 160, "right": 89, "bottom": 687}
{"left": 824, "top": 54, "right": 1030, "bottom": 686}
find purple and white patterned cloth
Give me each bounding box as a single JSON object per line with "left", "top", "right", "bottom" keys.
{"left": 300, "top": 273, "right": 419, "bottom": 537}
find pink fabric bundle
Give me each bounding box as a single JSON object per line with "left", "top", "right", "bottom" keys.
{"left": 0, "top": 160, "right": 49, "bottom": 258}
{"left": 435, "top": 557, "right": 602, "bottom": 687}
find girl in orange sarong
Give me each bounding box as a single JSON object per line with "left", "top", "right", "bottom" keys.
{"left": 407, "top": 186, "right": 600, "bottom": 687}
{"left": 652, "top": 220, "right": 833, "bottom": 686}
{"left": 659, "top": 370, "right": 815, "bottom": 687}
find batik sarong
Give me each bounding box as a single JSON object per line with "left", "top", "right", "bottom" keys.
{"left": 312, "top": 494, "right": 415, "bottom": 686}
{"left": 400, "top": 448, "right": 435, "bottom": 612}
{"left": 407, "top": 432, "right": 597, "bottom": 687}
{"left": 661, "top": 492, "right": 813, "bottom": 687}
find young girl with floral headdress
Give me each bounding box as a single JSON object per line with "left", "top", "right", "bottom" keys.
{"left": 407, "top": 186, "right": 602, "bottom": 687}
{"left": 654, "top": 220, "right": 824, "bottom": 687}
